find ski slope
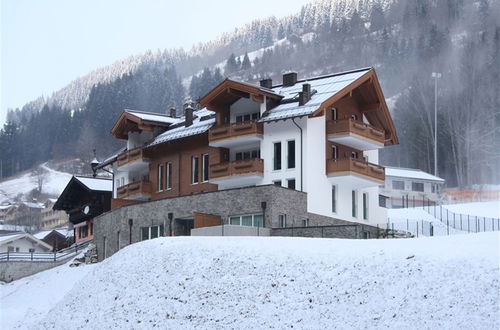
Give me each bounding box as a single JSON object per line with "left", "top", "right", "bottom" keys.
{"left": 0, "top": 163, "right": 71, "bottom": 204}
{"left": 2, "top": 233, "right": 498, "bottom": 329}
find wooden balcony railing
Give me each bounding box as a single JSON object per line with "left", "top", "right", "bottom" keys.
{"left": 116, "top": 181, "right": 152, "bottom": 199}
{"left": 210, "top": 158, "right": 264, "bottom": 180}
{"left": 327, "top": 119, "right": 385, "bottom": 144}
{"left": 326, "top": 158, "right": 385, "bottom": 182}
{"left": 209, "top": 121, "right": 263, "bottom": 143}
{"left": 117, "top": 148, "right": 150, "bottom": 168}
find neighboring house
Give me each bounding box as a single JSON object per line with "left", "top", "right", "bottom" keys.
{"left": 53, "top": 176, "right": 112, "bottom": 243}
{"left": 379, "top": 167, "right": 445, "bottom": 208}
{"left": 0, "top": 204, "right": 14, "bottom": 223}
{"left": 94, "top": 67, "right": 399, "bottom": 260}
{"left": 33, "top": 227, "right": 74, "bottom": 251}
{"left": 0, "top": 232, "right": 52, "bottom": 253}
{"left": 40, "top": 199, "right": 69, "bottom": 230}
{"left": 4, "top": 201, "right": 44, "bottom": 232}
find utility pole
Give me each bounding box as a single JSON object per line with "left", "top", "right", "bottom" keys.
{"left": 431, "top": 72, "right": 442, "bottom": 176}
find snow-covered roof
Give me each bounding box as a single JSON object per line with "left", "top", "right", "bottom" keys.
{"left": 126, "top": 110, "right": 178, "bottom": 125}
{"left": 147, "top": 108, "right": 215, "bottom": 147}
{"left": 34, "top": 227, "right": 73, "bottom": 240}
{"left": 385, "top": 167, "right": 445, "bottom": 182}
{"left": 0, "top": 233, "right": 52, "bottom": 250}
{"left": 74, "top": 176, "right": 113, "bottom": 192}
{"left": 22, "top": 201, "right": 45, "bottom": 209}
{"left": 259, "top": 68, "right": 371, "bottom": 122}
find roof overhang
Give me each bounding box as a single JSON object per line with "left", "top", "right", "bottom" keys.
{"left": 312, "top": 68, "right": 399, "bottom": 146}
{"left": 111, "top": 111, "right": 171, "bottom": 139}
{"left": 199, "top": 78, "right": 283, "bottom": 111}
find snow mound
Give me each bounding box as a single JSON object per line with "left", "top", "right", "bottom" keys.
{"left": 34, "top": 234, "right": 499, "bottom": 329}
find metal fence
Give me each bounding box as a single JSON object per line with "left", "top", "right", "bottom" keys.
{"left": 0, "top": 240, "right": 91, "bottom": 262}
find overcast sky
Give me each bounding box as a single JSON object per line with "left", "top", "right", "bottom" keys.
{"left": 0, "top": 0, "right": 310, "bottom": 125}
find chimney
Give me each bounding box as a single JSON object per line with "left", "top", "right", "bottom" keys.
{"left": 169, "top": 107, "right": 177, "bottom": 118}
{"left": 282, "top": 72, "right": 297, "bottom": 87}
{"left": 299, "top": 83, "right": 311, "bottom": 106}
{"left": 184, "top": 102, "right": 194, "bottom": 127}
{"left": 260, "top": 78, "right": 272, "bottom": 89}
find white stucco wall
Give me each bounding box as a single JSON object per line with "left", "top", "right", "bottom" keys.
{"left": 0, "top": 236, "right": 51, "bottom": 253}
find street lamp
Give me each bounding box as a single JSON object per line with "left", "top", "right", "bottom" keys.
{"left": 431, "top": 72, "right": 442, "bottom": 176}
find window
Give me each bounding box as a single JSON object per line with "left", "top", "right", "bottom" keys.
{"left": 332, "top": 145, "right": 337, "bottom": 160}
{"left": 192, "top": 156, "right": 199, "bottom": 184}
{"left": 158, "top": 164, "right": 164, "bottom": 191}
{"left": 166, "top": 162, "right": 172, "bottom": 190}
{"left": 412, "top": 182, "right": 424, "bottom": 192}
{"left": 7, "top": 246, "right": 14, "bottom": 252}
{"left": 379, "top": 195, "right": 387, "bottom": 208}
{"left": 302, "top": 218, "right": 309, "bottom": 227}
{"left": 229, "top": 214, "right": 263, "bottom": 227}
{"left": 332, "top": 107, "right": 338, "bottom": 120}
{"left": 202, "top": 154, "right": 209, "bottom": 182}
{"left": 287, "top": 179, "right": 296, "bottom": 190}
{"left": 363, "top": 193, "right": 368, "bottom": 220}
{"left": 351, "top": 151, "right": 358, "bottom": 159}
{"left": 273, "top": 180, "right": 282, "bottom": 186}
{"left": 351, "top": 114, "right": 358, "bottom": 121}
{"left": 15, "top": 247, "right": 20, "bottom": 252}
{"left": 392, "top": 180, "right": 405, "bottom": 190}
{"left": 79, "top": 226, "right": 88, "bottom": 239}
{"left": 116, "top": 179, "right": 120, "bottom": 188}
{"left": 352, "top": 190, "right": 357, "bottom": 218}
{"left": 332, "top": 185, "right": 337, "bottom": 213}
{"left": 235, "top": 149, "right": 260, "bottom": 161}
{"left": 29, "top": 248, "right": 35, "bottom": 253}
{"left": 287, "top": 140, "right": 295, "bottom": 169}
{"left": 278, "top": 214, "right": 287, "bottom": 228}
{"left": 229, "top": 216, "right": 241, "bottom": 225}
{"left": 273, "top": 142, "right": 281, "bottom": 170}
{"left": 236, "top": 112, "right": 260, "bottom": 122}
{"left": 121, "top": 177, "right": 125, "bottom": 187}
{"left": 431, "top": 183, "right": 436, "bottom": 193}
{"left": 141, "top": 225, "right": 165, "bottom": 241}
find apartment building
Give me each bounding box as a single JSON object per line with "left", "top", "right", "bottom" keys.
{"left": 95, "top": 67, "right": 398, "bottom": 260}
{"left": 40, "top": 199, "right": 69, "bottom": 230}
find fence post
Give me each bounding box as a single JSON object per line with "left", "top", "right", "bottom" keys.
{"left": 7, "top": 250, "right": 9, "bottom": 261}
{"left": 54, "top": 251, "right": 56, "bottom": 262}
{"left": 376, "top": 224, "right": 379, "bottom": 239}
{"left": 440, "top": 205, "right": 442, "bottom": 221}
{"left": 483, "top": 217, "right": 486, "bottom": 231}
{"left": 430, "top": 223, "right": 434, "bottom": 237}
{"left": 447, "top": 217, "right": 449, "bottom": 236}
{"left": 416, "top": 221, "right": 419, "bottom": 238}
{"left": 407, "top": 219, "right": 409, "bottom": 232}
{"left": 468, "top": 215, "right": 470, "bottom": 233}
{"left": 31, "top": 251, "right": 33, "bottom": 261}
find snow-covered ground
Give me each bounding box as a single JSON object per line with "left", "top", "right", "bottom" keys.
{"left": 0, "top": 256, "right": 96, "bottom": 329}
{"left": 2, "top": 233, "right": 498, "bottom": 329}
{"left": 387, "top": 201, "right": 500, "bottom": 236}
{"left": 0, "top": 163, "right": 71, "bottom": 204}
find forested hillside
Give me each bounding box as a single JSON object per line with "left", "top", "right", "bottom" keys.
{"left": 1, "top": 0, "right": 498, "bottom": 187}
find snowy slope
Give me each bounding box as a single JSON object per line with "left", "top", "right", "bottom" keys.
{"left": 2, "top": 233, "right": 497, "bottom": 329}
{"left": 0, "top": 255, "right": 96, "bottom": 329}
{"left": 0, "top": 163, "right": 71, "bottom": 204}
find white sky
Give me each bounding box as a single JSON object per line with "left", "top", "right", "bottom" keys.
{"left": 0, "top": 0, "right": 311, "bottom": 126}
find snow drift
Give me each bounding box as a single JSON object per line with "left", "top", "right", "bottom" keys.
{"left": 26, "top": 233, "right": 500, "bottom": 329}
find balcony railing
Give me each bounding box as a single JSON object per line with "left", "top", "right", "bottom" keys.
{"left": 209, "top": 121, "right": 263, "bottom": 144}
{"left": 327, "top": 119, "right": 385, "bottom": 144}
{"left": 326, "top": 158, "right": 385, "bottom": 182}
{"left": 116, "top": 181, "right": 152, "bottom": 200}
{"left": 117, "top": 148, "right": 150, "bottom": 168}
{"left": 210, "top": 158, "right": 264, "bottom": 180}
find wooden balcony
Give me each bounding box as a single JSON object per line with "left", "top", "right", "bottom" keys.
{"left": 209, "top": 158, "right": 264, "bottom": 189}
{"left": 327, "top": 119, "right": 385, "bottom": 150}
{"left": 117, "top": 148, "right": 150, "bottom": 171}
{"left": 326, "top": 158, "right": 385, "bottom": 188}
{"left": 208, "top": 121, "right": 263, "bottom": 148}
{"left": 116, "top": 181, "right": 152, "bottom": 201}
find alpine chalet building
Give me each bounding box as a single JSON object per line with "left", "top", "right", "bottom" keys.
{"left": 95, "top": 67, "right": 398, "bottom": 260}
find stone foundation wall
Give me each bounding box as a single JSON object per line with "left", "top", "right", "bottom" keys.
{"left": 0, "top": 259, "right": 69, "bottom": 282}
{"left": 95, "top": 185, "right": 308, "bottom": 261}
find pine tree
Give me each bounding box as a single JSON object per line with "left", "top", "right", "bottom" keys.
{"left": 241, "top": 52, "right": 251, "bottom": 70}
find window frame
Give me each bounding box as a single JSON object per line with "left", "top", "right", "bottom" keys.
{"left": 278, "top": 214, "right": 287, "bottom": 228}
{"left": 392, "top": 180, "right": 405, "bottom": 190}
{"left": 158, "top": 163, "right": 164, "bottom": 192}
{"left": 352, "top": 190, "right": 357, "bottom": 218}
{"left": 228, "top": 214, "right": 263, "bottom": 227}
{"left": 166, "top": 162, "right": 172, "bottom": 190}
{"left": 273, "top": 142, "right": 282, "bottom": 171}
{"left": 332, "top": 185, "right": 337, "bottom": 213}
{"left": 202, "top": 153, "right": 209, "bottom": 182}
{"left": 287, "top": 178, "right": 296, "bottom": 190}
{"left": 412, "top": 182, "right": 424, "bottom": 192}
{"left": 332, "top": 145, "right": 337, "bottom": 160}
{"left": 363, "top": 192, "right": 368, "bottom": 220}
{"left": 192, "top": 155, "right": 199, "bottom": 184}
{"left": 287, "top": 140, "right": 295, "bottom": 169}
